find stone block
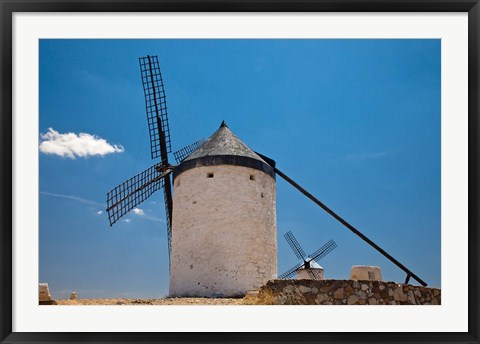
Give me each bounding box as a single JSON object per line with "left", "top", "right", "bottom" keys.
{"left": 347, "top": 295, "right": 359, "bottom": 305}
{"left": 344, "top": 285, "right": 354, "bottom": 297}
{"left": 393, "top": 286, "right": 408, "bottom": 302}
{"left": 39, "top": 283, "right": 51, "bottom": 302}
{"left": 298, "top": 286, "right": 312, "bottom": 293}
{"left": 333, "top": 288, "right": 344, "bottom": 299}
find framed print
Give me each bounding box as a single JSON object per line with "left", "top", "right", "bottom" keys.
{"left": 1, "top": 1, "right": 479, "bottom": 343}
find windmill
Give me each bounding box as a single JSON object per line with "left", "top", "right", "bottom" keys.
{"left": 106, "top": 55, "right": 428, "bottom": 297}
{"left": 279, "top": 231, "right": 337, "bottom": 280}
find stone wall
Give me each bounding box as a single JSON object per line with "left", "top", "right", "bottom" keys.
{"left": 249, "top": 279, "right": 441, "bottom": 305}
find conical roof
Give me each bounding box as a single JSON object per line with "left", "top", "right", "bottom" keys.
{"left": 302, "top": 260, "right": 324, "bottom": 270}
{"left": 173, "top": 121, "right": 275, "bottom": 180}
{"left": 184, "top": 121, "right": 268, "bottom": 164}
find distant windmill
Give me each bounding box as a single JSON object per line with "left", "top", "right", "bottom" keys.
{"left": 279, "top": 231, "right": 337, "bottom": 280}
{"left": 106, "top": 55, "right": 427, "bottom": 297}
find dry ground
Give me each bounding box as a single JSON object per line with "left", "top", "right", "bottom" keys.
{"left": 54, "top": 297, "right": 249, "bottom": 305}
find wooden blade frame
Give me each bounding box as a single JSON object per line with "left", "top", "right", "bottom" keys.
{"left": 106, "top": 163, "right": 165, "bottom": 226}
{"left": 284, "top": 230, "right": 307, "bottom": 260}
{"left": 139, "top": 55, "right": 171, "bottom": 159}
{"left": 173, "top": 139, "right": 205, "bottom": 164}
{"left": 139, "top": 55, "right": 174, "bottom": 257}
{"left": 307, "top": 239, "right": 337, "bottom": 263}
{"left": 306, "top": 268, "right": 322, "bottom": 280}
{"left": 279, "top": 262, "right": 304, "bottom": 279}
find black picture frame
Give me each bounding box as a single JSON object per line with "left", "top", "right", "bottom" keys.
{"left": 1, "top": 1, "right": 478, "bottom": 343}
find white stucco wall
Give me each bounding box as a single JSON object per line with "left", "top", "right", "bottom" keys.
{"left": 296, "top": 268, "right": 325, "bottom": 280}
{"left": 170, "top": 165, "right": 277, "bottom": 297}
{"left": 350, "top": 265, "right": 383, "bottom": 281}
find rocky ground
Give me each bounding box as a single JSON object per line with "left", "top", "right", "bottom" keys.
{"left": 47, "top": 280, "right": 441, "bottom": 306}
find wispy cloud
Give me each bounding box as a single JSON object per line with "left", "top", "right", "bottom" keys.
{"left": 40, "top": 191, "right": 104, "bottom": 207}
{"left": 131, "top": 207, "right": 165, "bottom": 223}
{"left": 143, "top": 214, "right": 166, "bottom": 223}
{"left": 344, "top": 152, "right": 388, "bottom": 161}
{"left": 39, "top": 128, "right": 124, "bottom": 159}
{"left": 122, "top": 214, "right": 165, "bottom": 224}
{"left": 96, "top": 210, "right": 103, "bottom": 215}
{"left": 132, "top": 208, "right": 145, "bottom": 216}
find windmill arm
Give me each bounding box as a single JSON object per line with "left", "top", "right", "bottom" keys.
{"left": 174, "top": 139, "right": 205, "bottom": 164}
{"left": 278, "top": 262, "right": 304, "bottom": 279}
{"left": 106, "top": 164, "right": 172, "bottom": 226}
{"left": 284, "top": 231, "right": 307, "bottom": 260}
{"left": 308, "top": 239, "right": 338, "bottom": 263}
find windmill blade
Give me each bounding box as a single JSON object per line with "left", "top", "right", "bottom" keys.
{"left": 106, "top": 163, "right": 169, "bottom": 226}
{"left": 139, "top": 55, "right": 171, "bottom": 160}
{"left": 306, "top": 268, "right": 322, "bottom": 280}
{"left": 278, "top": 262, "right": 304, "bottom": 279}
{"left": 307, "top": 239, "right": 338, "bottom": 262}
{"left": 173, "top": 139, "right": 205, "bottom": 164}
{"left": 284, "top": 231, "right": 307, "bottom": 260}
{"left": 139, "top": 55, "right": 174, "bottom": 259}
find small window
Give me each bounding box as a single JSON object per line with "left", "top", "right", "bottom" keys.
{"left": 207, "top": 172, "right": 214, "bottom": 178}
{"left": 250, "top": 174, "right": 255, "bottom": 181}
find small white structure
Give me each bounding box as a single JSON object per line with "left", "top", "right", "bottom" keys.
{"left": 169, "top": 121, "right": 277, "bottom": 297}
{"left": 296, "top": 260, "right": 325, "bottom": 280}
{"left": 39, "top": 283, "right": 51, "bottom": 301}
{"left": 350, "top": 265, "right": 382, "bottom": 281}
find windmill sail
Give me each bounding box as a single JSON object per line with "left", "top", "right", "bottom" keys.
{"left": 139, "top": 55, "right": 171, "bottom": 159}
{"left": 308, "top": 239, "right": 337, "bottom": 261}
{"left": 284, "top": 231, "right": 307, "bottom": 260}
{"left": 307, "top": 268, "right": 323, "bottom": 280}
{"left": 173, "top": 139, "right": 205, "bottom": 164}
{"left": 279, "top": 262, "right": 304, "bottom": 279}
{"left": 106, "top": 163, "right": 167, "bottom": 226}
{"left": 139, "top": 55, "right": 174, "bottom": 256}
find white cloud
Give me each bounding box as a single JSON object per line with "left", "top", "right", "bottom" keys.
{"left": 132, "top": 208, "right": 145, "bottom": 216}
{"left": 123, "top": 219, "right": 131, "bottom": 223}
{"left": 39, "top": 128, "right": 124, "bottom": 159}
{"left": 96, "top": 210, "right": 103, "bottom": 215}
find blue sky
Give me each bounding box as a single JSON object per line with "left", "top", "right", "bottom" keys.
{"left": 39, "top": 39, "right": 440, "bottom": 299}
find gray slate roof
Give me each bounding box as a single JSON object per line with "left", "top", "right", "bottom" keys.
{"left": 184, "top": 121, "right": 267, "bottom": 164}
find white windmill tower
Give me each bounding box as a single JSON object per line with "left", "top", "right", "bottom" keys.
{"left": 169, "top": 121, "right": 277, "bottom": 297}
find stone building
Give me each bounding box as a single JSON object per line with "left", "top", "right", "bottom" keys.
{"left": 169, "top": 121, "right": 277, "bottom": 297}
